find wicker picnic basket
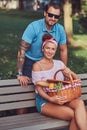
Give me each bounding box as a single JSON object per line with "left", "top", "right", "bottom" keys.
{"left": 46, "top": 70, "right": 82, "bottom": 103}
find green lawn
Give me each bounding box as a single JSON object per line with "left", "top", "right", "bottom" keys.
{"left": 68, "top": 35, "right": 87, "bottom": 73}
{"left": 0, "top": 9, "right": 87, "bottom": 79}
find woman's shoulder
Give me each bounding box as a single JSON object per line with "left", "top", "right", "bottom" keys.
{"left": 53, "top": 59, "right": 64, "bottom": 64}
{"left": 53, "top": 59, "right": 65, "bottom": 68}
{"left": 32, "top": 61, "right": 41, "bottom": 71}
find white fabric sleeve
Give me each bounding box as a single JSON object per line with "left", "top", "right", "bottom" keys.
{"left": 32, "top": 71, "right": 42, "bottom": 85}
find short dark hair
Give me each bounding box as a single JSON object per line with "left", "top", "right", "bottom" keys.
{"left": 44, "top": 1, "right": 61, "bottom": 12}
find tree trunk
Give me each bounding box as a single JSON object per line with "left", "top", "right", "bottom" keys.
{"left": 19, "top": 0, "right": 24, "bottom": 10}
{"left": 63, "top": 0, "right": 75, "bottom": 45}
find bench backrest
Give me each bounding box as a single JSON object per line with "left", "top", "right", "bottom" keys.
{"left": 0, "top": 73, "right": 87, "bottom": 111}
{"left": 0, "top": 79, "right": 35, "bottom": 111}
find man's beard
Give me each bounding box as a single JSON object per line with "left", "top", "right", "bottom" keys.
{"left": 46, "top": 20, "right": 56, "bottom": 30}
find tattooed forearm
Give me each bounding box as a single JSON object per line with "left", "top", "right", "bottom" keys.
{"left": 19, "top": 41, "right": 29, "bottom": 51}
{"left": 17, "top": 59, "right": 25, "bottom": 71}
{"left": 16, "top": 40, "right": 30, "bottom": 72}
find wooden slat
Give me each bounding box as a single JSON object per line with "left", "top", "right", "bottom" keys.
{"left": 78, "top": 73, "right": 87, "bottom": 79}
{"left": 82, "top": 87, "right": 87, "bottom": 93}
{"left": 0, "top": 79, "right": 19, "bottom": 86}
{"left": 0, "top": 93, "right": 35, "bottom": 103}
{"left": 0, "top": 113, "right": 69, "bottom": 130}
{"left": 0, "top": 87, "right": 86, "bottom": 103}
{"left": 0, "top": 79, "right": 32, "bottom": 86}
{"left": 0, "top": 81, "right": 86, "bottom": 95}
{"left": 0, "top": 73, "right": 86, "bottom": 86}
{"left": 0, "top": 100, "right": 35, "bottom": 111}
{"left": 81, "top": 80, "right": 87, "bottom": 86}
{"left": 80, "top": 94, "right": 87, "bottom": 100}
{"left": 0, "top": 85, "right": 34, "bottom": 94}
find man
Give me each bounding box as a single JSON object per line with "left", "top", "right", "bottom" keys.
{"left": 16, "top": 1, "right": 67, "bottom": 86}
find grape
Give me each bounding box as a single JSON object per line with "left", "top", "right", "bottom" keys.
{"left": 54, "top": 82, "right": 63, "bottom": 92}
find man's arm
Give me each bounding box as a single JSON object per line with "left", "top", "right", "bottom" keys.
{"left": 16, "top": 40, "right": 30, "bottom": 74}
{"left": 59, "top": 44, "right": 68, "bottom": 65}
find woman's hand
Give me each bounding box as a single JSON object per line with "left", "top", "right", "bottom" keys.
{"left": 17, "top": 75, "right": 30, "bottom": 86}
{"left": 49, "top": 95, "right": 67, "bottom": 105}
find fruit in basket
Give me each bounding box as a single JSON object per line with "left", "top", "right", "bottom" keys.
{"left": 49, "top": 83, "right": 55, "bottom": 88}
{"left": 55, "top": 82, "right": 63, "bottom": 92}
{"left": 48, "top": 82, "right": 63, "bottom": 92}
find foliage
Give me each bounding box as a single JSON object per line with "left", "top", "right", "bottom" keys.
{"left": 72, "top": 13, "right": 87, "bottom": 34}
{"left": 79, "top": 14, "right": 87, "bottom": 31}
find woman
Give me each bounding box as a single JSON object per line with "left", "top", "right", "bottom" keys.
{"left": 32, "top": 34, "right": 87, "bottom": 130}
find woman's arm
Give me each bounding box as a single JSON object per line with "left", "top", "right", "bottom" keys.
{"left": 36, "top": 85, "right": 67, "bottom": 105}
{"left": 36, "top": 85, "right": 51, "bottom": 101}
{"left": 62, "top": 66, "right": 79, "bottom": 81}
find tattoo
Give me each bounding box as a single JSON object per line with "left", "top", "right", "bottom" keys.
{"left": 19, "top": 43, "right": 29, "bottom": 51}
{"left": 17, "top": 40, "right": 30, "bottom": 72}
{"left": 18, "top": 56, "right": 25, "bottom": 59}
{"left": 19, "top": 46, "right": 27, "bottom": 51}
{"left": 17, "top": 60, "right": 24, "bottom": 70}
{"left": 20, "top": 41, "right": 29, "bottom": 50}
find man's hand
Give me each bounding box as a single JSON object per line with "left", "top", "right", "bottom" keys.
{"left": 17, "top": 75, "right": 30, "bottom": 86}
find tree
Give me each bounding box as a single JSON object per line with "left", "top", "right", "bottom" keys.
{"left": 1, "top": 0, "right": 11, "bottom": 8}
{"left": 51, "top": 0, "right": 75, "bottom": 45}
{"left": 63, "top": 0, "right": 75, "bottom": 45}
{"left": 72, "top": 0, "right": 81, "bottom": 14}
{"left": 19, "top": 0, "right": 24, "bottom": 10}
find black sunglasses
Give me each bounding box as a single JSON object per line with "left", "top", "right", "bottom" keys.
{"left": 47, "top": 12, "right": 60, "bottom": 19}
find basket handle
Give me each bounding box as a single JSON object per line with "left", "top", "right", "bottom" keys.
{"left": 54, "top": 69, "right": 73, "bottom": 83}
{"left": 54, "top": 69, "right": 64, "bottom": 80}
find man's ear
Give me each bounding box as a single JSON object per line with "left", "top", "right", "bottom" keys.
{"left": 42, "top": 48, "right": 44, "bottom": 52}
{"left": 44, "top": 11, "right": 46, "bottom": 17}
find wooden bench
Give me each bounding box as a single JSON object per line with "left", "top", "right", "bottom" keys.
{"left": 0, "top": 73, "right": 87, "bottom": 130}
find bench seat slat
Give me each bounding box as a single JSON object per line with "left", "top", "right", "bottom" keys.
{"left": 0, "top": 113, "right": 69, "bottom": 130}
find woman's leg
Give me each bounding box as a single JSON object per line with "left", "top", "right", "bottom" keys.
{"left": 41, "top": 103, "right": 79, "bottom": 130}
{"left": 68, "top": 99, "right": 87, "bottom": 130}
{"left": 69, "top": 118, "right": 79, "bottom": 130}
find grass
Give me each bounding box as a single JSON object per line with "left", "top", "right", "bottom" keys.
{"left": 68, "top": 37, "right": 87, "bottom": 73}
{"left": 0, "top": 9, "right": 87, "bottom": 79}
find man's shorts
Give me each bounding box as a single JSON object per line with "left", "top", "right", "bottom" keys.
{"left": 23, "top": 56, "right": 35, "bottom": 77}
{"left": 36, "top": 94, "right": 47, "bottom": 113}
